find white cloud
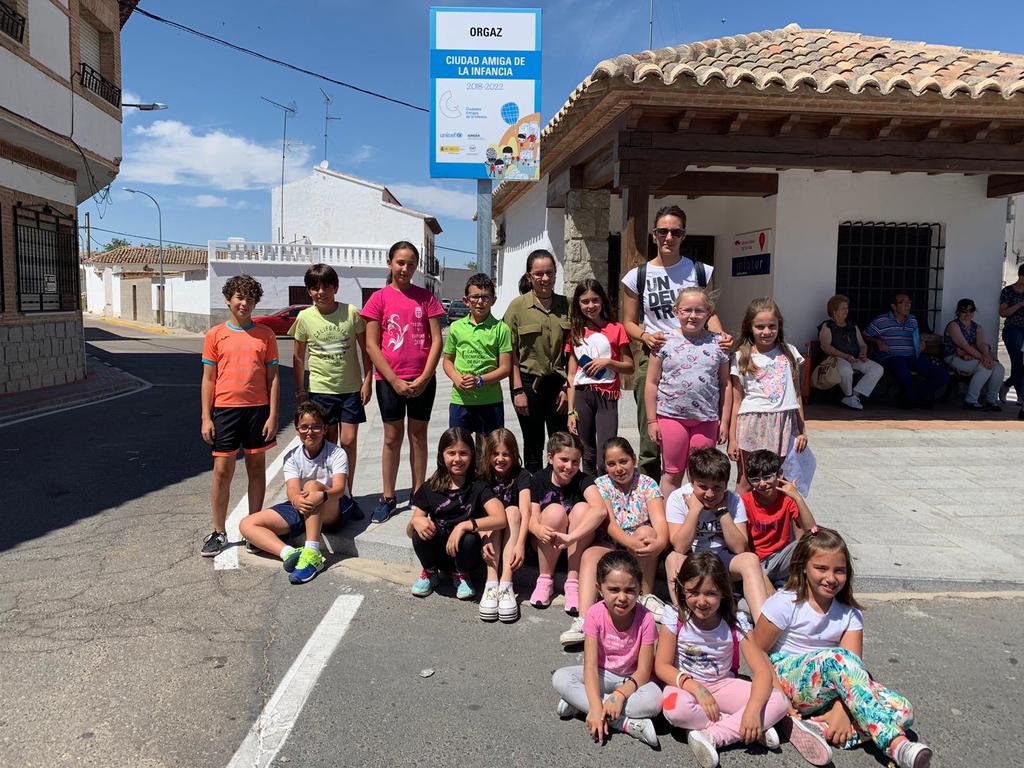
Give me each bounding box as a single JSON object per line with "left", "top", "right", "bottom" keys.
{"left": 345, "top": 144, "right": 375, "bottom": 164}
{"left": 180, "top": 194, "right": 248, "bottom": 209}
{"left": 120, "top": 120, "right": 313, "bottom": 191}
{"left": 121, "top": 90, "right": 141, "bottom": 120}
{"left": 387, "top": 183, "right": 476, "bottom": 220}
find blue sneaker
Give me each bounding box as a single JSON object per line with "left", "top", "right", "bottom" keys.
{"left": 411, "top": 569, "right": 440, "bottom": 597}
{"left": 340, "top": 495, "right": 365, "bottom": 522}
{"left": 371, "top": 496, "right": 397, "bottom": 524}
{"left": 289, "top": 547, "right": 326, "bottom": 584}
{"left": 454, "top": 572, "right": 475, "bottom": 600}
{"left": 281, "top": 546, "right": 301, "bottom": 573}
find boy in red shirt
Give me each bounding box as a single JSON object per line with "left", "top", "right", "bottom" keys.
{"left": 739, "top": 449, "right": 818, "bottom": 588}
{"left": 200, "top": 275, "right": 280, "bottom": 557}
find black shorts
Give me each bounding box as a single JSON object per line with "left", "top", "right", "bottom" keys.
{"left": 375, "top": 377, "right": 437, "bottom": 423}
{"left": 211, "top": 405, "right": 276, "bottom": 457}
{"left": 309, "top": 391, "right": 367, "bottom": 425}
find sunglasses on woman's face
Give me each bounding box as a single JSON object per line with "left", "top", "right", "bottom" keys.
{"left": 653, "top": 227, "right": 685, "bottom": 238}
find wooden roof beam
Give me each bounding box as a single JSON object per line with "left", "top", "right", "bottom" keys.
{"left": 925, "top": 119, "right": 953, "bottom": 141}
{"left": 674, "top": 110, "right": 695, "bottom": 133}
{"left": 727, "top": 112, "right": 750, "bottom": 135}
{"left": 873, "top": 117, "right": 902, "bottom": 139}
{"left": 776, "top": 114, "right": 800, "bottom": 136}
{"left": 988, "top": 175, "right": 1024, "bottom": 198}
{"left": 655, "top": 171, "right": 778, "bottom": 198}
{"left": 964, "top": 121, "right": 998, "bottom": 143}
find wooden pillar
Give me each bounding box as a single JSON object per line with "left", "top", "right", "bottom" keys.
{"left": 619, "top": 183, "right": 649, "bottom": 390}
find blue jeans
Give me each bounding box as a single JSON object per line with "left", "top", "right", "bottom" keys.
{"left": 881, "top": 355, "right": 949, "bottom": 406}
{"left": 1002, "top": 325, "right": 1024, "bottom": 402}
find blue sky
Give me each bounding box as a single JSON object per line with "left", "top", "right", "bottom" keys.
{"left": 98, "top": 0, "right": 1024, "bottom": 266}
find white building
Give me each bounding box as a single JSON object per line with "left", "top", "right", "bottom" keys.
{"left": 1, "top": 0, "right": 132, "bottom": 391}
{"left": 492, "top": 24, "right": 1024, "bottom": 352}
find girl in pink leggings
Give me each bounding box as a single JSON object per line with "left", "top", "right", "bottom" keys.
{"left": 656, "top": 551, "right": 788, "bottom": 768}
{"left": 644, "top": 287, "right": 731, "bottom": 499}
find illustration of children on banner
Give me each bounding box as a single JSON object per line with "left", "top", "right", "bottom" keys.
{"left": 482, "top": 106, "right": 541, "bottom": 181}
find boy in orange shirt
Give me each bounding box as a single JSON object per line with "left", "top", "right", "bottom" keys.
{"left": 739, "top": 449, "right": 818, "bottom": 588}
{"left": 200, "top": 275, "right": 280, "bottom": 556}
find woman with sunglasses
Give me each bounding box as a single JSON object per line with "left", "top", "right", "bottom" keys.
{"left": 622, "top": 206, "right": 729, "bottom": 481}
{"left": 943, "top": 298, "right": 1004, "bottom": 411}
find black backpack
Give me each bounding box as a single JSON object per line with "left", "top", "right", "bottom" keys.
{"left": 636, "top": 259, "right": 707, "bottom": 323}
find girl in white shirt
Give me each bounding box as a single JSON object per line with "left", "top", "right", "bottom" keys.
{"left": 752, "top": 528, "right": 933, "bottom": 768}
{"left": 656, "top": 551, "right": 788, "bottom": 768}
{"left": 728, "top": 298, "right": 807, "bottom": 492}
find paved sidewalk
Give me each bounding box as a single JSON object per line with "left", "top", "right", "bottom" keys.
{"left": 266, "top": 374, "right": 1024, "bottom": 587}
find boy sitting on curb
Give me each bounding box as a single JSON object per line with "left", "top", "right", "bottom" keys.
{"left": 739, "top": 449, "right": 818, "bottom": 589}
{"left": 240, "top": 402, "right": 348, "bottom": 584}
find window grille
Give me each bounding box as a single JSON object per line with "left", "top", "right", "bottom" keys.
{"left": 14, "top": 205, "right": 80, "bottom": 312}
{"left": 835, "top": 222, "right": 944, "bottom": 333}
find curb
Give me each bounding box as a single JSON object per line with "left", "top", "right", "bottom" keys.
{"left": 89, "top": 315, "right": 176, "bottom": 335}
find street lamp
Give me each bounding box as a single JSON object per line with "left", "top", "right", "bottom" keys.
{"left": 123, "top": 187, "right": 164, "bottom": 326}
{"left": 122, "top": 103, "right": 168, "bottom": 111}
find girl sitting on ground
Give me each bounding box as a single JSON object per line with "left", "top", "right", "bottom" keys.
{"left": 560, "top": 437, "right": 668, "bottom": 647}
{"left": 477, "top": 428, "right": 531, "bottom": 623}
{"left": 752, "top": 528, "right": 933, "bottom": 768}
{"left": 408, "top": 427, "right": 507, "bottom": 600}
{"left": 552, "top": 551, "right": 661, "bottom": 748}
{"left": 657, "top": 552, "right": 789, "bottom": 768}
{"left": 528, "top": 431, "right": 606, "bottom": 610}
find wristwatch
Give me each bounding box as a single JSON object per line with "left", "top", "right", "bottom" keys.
{"left": 476, "top": 375, "right": 484, "bottom": 388}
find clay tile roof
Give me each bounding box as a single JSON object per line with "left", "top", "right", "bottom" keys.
{"left": 83, "top": 246, "right": 208, "bottom": 266}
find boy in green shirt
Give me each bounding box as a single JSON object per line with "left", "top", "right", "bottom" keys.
{"left": 442, "top": 273, "right": 512, "bottom": 439}
{"left": 291, "top": 264, "right": 373, "bottom": 520}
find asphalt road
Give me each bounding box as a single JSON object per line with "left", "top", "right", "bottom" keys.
{"left": 0, "top": 320, "right": 1020, "bottom": 768}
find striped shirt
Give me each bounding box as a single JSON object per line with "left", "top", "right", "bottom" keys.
{"left": 202, "top": 321, "right": 279, "bottom": 407}
{"left": 863, "top": 312, "right": 919, "bottom": 360}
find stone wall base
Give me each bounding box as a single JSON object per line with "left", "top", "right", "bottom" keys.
{"left": 0, "top": 316, "right": 86, "bottom": 393}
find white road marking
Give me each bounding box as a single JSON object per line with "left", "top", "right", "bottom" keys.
{"left": 214, "top": 435, "right": 300, "bottom": 571}
{"left": 226, "top": 594, "right": 364, "bottom": 768}
{"left": 0, "top": 379, "right": 151, "bottom": 429}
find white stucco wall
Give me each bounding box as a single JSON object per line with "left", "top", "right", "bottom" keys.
{"left": 27, "top": 0, "right": 71, "bottom": 77}
{"left": 159, "top": 270, "right": 210, "bottom": 316}
{"left": 84, "top": 266, "right": 106, "bottom": 315}
{"left": 0, "top": 158, "right": 76, "bottom": 207}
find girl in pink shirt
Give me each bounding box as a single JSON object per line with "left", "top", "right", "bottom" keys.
{"left": 552, "top": 551, "right": 660, "bottom": 749}
{"left": 361, "top": 241, "right": 445, "bottom": 523}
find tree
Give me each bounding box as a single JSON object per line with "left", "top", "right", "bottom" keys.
{"left": 103, "top": 237, "right": 132, "bottom": 251}
{"left": 466, "top": 260, "right": 478, "bottom": 271}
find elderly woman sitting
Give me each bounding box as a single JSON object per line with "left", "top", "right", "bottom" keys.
{"left": 818, "top": 294, "right": 884, "bottom": 410}
{"left": 943, "top": 298, "right": 1004, "bottom": 411}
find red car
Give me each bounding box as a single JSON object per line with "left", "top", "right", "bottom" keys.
{"left": 253, "top": 304, "right": 310, "bottom": 336}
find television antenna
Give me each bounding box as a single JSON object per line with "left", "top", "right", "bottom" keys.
{"left": 320, "top": 88, "right": 341, "bottom": 164}
{"left": 261, "top": 96, "right": 296, "bottom": 243}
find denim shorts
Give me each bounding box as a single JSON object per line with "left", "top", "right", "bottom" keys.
{"left": 270, "top": 501, "right": 308, "bottom": 538}
{"left": 448, "top": 402, "right": 504, "bottom": 436}
{"left": 309, "top": 391, "right": 366, "bottom": 425}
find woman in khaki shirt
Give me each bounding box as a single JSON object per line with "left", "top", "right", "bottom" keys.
{"left": 503, "top": 249, "right": 570, "bottom": 471}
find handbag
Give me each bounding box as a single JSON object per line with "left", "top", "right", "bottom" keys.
{"left": 811, "top": 356, "right": 841, "bottom": 390}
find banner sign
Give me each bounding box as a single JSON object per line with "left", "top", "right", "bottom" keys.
{"left": 731, "top": 229, "right": 773, "bottom": 277}
{"left": 429, "top": 7, "right": 541, "bottom": 181}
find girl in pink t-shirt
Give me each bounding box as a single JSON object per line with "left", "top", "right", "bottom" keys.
{"left": 551, "top": 551, "right": 660, "bottom": 749}
{"left": 361, "top": 241, "right": 445, "bottom": 523}
{"left": 565, "top": 279, "right": 634, "bottom": 475}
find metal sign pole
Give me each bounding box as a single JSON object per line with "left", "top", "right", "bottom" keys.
{"left": 476, "top": 178, "right": 492, "bottom": 276}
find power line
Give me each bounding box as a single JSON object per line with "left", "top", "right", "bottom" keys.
{"left": 436, "top": 245, "right": 476, "bottom": 256}
{"left": 81, "top": 224, "right": 207, "bottom": 248}
{"left": 124, "top": 3, "right": 429, "bottom": 114}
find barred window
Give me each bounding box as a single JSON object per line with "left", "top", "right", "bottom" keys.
{"left": 835, "top": 222, "right": 944, "bottom": 333}
{"left": 14, "top": 205, "right": 80, "bottom": 312}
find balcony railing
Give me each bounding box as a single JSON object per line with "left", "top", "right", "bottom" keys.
{"left": 79, "top": 61, "right": 121, "bottom": 107}
{"left": 209, "top": 240, "right": 390, "bottom": 268}
{"left": 0, "top": 1, "right": 26, "bottom": 43}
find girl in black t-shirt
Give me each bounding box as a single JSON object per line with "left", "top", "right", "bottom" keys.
{"left": 409, "top": 428, "right": 506, "bottom": 601}
{"left": 528, "top": 432, "right": 606, "bottom": 611}
{"left": 478, "top": 429, "right": 533, "bottom": 623}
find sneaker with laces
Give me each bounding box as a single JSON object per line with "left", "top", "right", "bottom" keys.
{"left": 371, "top": 495, "right": 397, "bottom": 524}
{"left": 244, "top": 539, "right": 258, "bottom": 555}
{"left": 288, "top": 547, "right": 326, "bottom": 584}
{"left": 479, "top": 585, "right": 500, "bottom": 621}
{"left": 840, "top": 394, "right": 864, "bottom": 410}
{"left": 892, "top": 740, "right": 933, "bottom": 768}
{"left": 411, "top": 569, "right": 440, "bottom": 597}
{"left": 761, "top": 726, "right": 780, "bottom": 749}
{"left": 781, "top": 717, "right": 832, "bottom": 766}
{"left": 687, "top": 728, "right": 719, "bottom": 767}
{"left": 454, "top": 573, "right": 475, "bottom": 600}
{"left": 340, "top": 495, "right": 365, "bottom": 522}
{"left": 530, "top": 575, "right": 554, "bottom": 607}
{"left": 497, "top": 585, "right": 519, "bottom": 623}
{"left": 613, "top": 717, "right": 659, "bottom": 748}
{"left": 556, "top": 698, "right": 579, "bottom": 719}
{"left": 559, "top": 616, "right": 585, "bottom": 647}
{"left": 563, "top": 578, "right": 579, "bottom": 615}
{"left": 281, "top": 546, "right": 301, "bottom": 572}
{"left": 638, "top": 593, "right": 666, "bottom": 622}
{"left": 201, "top": 531, "right": 227, "bottom": 557}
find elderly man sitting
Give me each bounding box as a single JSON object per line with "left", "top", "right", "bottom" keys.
{"left": 863, "top": 292, "right": 949, "bottom": 409}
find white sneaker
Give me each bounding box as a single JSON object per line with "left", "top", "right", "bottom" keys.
{"left": 893, "top": 740, "right": 933, "bottom": 768}
{"left": 761, "top": 726, "right": 780, "bottom": 749}
{"left": 841, "top": 394, "right": 864, "bottom": 410}
{"left": 556, "top": 698, "right": 579, "bottom": 719}
{"left": 478, "top": 585, "right": 499, "bottom": 622}
{"left": 497, "top": 584, "right": 519, "bottom": 623}
{"left": 638, "top": 593, "right": 666, "bottom": 623}
{"left": 615, "top": 717, "right": 659, "bottom": 748}
{"left": 559, "top": 616, "right": 585, "bottom": 647}
{"left": 687, "top": 728, "right": 719, "bottom": 767}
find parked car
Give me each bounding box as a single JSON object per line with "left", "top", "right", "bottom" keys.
{"left": 441, "top": 298, "right": 453, "bottom": 312}
{"left": 253, "top": 304, "right": 310, "bottom": 336}
{"left": 446, "top": 299, "right": 470, "bottom": 324}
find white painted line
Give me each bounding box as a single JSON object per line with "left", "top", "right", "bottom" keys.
{"left": 226, "top": 594, "right": 363, "bottom": 768}
{"left": 0, "top": 379, "right": 152, "bottom": 429}
{"left": 214, "top": 435, "right": 301, "bottom": 571}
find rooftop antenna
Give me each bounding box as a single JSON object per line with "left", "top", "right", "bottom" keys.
{"left": 320, "top": 88, "right": 341, "bottom": 165}
{"left": 261, "top": 96, "right": 296, "bottom": 243}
